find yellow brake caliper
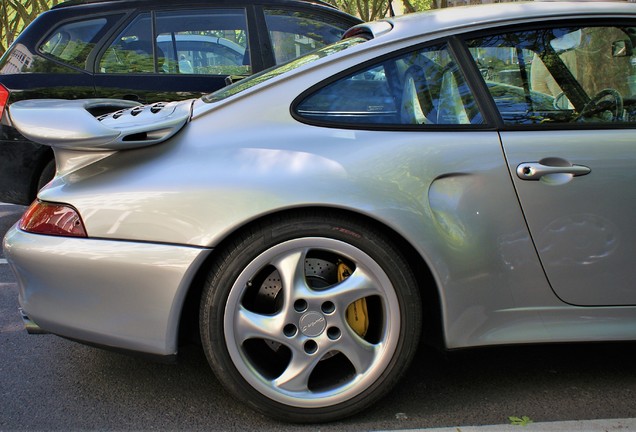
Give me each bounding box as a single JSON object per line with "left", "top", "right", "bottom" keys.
{"left": 338, "top": 262, "right": 369, "bottom": 338}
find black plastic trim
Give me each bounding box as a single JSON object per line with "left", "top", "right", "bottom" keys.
{"left": 447, "top": 35, "right": 505, "bottom": 129}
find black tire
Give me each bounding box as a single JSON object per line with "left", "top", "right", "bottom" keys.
{"left": 200, "top": 211, "right": 422, "bottom": 422}
{"left": 37, "top": 158, "right": 56, "bottom": 192}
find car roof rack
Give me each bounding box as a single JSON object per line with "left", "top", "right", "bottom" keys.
{"left": 53, "top": 0, "right": 339, "bottom": 10}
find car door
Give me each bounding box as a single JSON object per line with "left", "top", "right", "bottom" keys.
{"left": 465, "top": 21, "right": 636, "bottom": 306}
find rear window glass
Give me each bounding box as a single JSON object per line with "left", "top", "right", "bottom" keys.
{"left": 203, "top": 37, "right": 366, "bottom": 103}
{"left": 39, "top": 17, "right": 111, "bottom": 69}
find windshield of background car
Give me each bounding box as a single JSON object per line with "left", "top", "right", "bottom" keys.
{"left": 203, "top": 37, "right": 367, "bottom": 103}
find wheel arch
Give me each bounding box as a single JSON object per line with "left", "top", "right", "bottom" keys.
{"left": 176, "top": 205, "right": 446, "bottom": 351}
{"left": 29, "top": 147, "right": 55, "bottom": 201}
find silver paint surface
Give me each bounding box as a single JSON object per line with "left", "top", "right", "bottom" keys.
{"left": 4, "top": 226, "right": 209, "bottom": 355}
{"left": 4, "top": 2, "right": 636, "bottom": 354}
{"left": 9, "top": 99, "right": 192, "bottom": 151}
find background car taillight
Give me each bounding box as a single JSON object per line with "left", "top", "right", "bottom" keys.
{"left": 19, "top": 201, "right": 87, "bottom": 237}
{"left": 0, "top": 84, "right": 9, "bottom": 120}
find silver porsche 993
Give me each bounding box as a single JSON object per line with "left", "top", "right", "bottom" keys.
{"left": 5, "top": 1, "right": 636, "bottom": 422}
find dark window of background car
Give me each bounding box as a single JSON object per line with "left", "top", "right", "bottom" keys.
{"left": 38, "top": 15, "right": 123, "bottom": 70}
{"left": 155, "top": 9, "right": 250, "bottom": 76}
{"left": 99, "top": 12, "right": 154, "bottom": 73}
{"left": 263, "top": 8, "right": 351, "bottom": 65}
{"left": 98, "top": 9, "right": 249, "bottom": 76}
{"left": 294, "top": 42, "right": 484, "bottom": 129}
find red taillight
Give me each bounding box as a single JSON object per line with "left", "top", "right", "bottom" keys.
{"left": 0, "top": 84, "right": 9, "bottom": 120}
{"left": 19, "top": 201, "right": 87, "bottom": 238}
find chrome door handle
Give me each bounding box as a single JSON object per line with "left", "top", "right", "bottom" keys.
{"left": 516, "top": 162, "right": 591, "bottom": 180}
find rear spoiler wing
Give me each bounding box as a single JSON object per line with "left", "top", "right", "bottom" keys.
{"left": 342, "top": 21, "right": 393, "bottom": 41}
{"left": 9, "top": 98, "right": 193, "bottom": 151}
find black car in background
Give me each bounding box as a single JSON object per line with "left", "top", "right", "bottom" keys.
{"left": 0, "top": 0, "right": 361, "bottom": 205}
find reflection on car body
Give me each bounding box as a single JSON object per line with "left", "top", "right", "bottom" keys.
{"left": 4, "top": 1, "right": 636, "bottom": 423}
{"left": 0, "top": 0, "right": 361, "bottom": 205}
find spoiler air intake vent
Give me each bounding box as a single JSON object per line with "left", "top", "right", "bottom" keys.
{"left": 9, "top": 98, "right": 193, "bottom": 151}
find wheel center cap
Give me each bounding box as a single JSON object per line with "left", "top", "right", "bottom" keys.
{"left": 299, "top": 311, "right": 326, "bottom": 337}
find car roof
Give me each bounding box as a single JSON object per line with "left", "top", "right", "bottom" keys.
{"left": 52, "top": 0, "right": 341, "bottom": 10}
{"left": 361, "top": 1, "right": 636, "bottom": 42}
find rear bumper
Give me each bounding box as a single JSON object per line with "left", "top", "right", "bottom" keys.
{"left": 4, "top": 225, "right": 210, "bottom": 355}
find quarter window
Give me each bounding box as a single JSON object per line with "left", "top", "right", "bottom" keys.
{"left": 40, "top": 18, "right": 111, "bottom": 69}
{"left": 467, "top": 25, "right": 636, "bottom": 125}
{"left": 296, "top": 44, "right": 482, "bottom": 127}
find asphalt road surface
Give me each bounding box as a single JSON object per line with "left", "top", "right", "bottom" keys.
{"left": 1, "top": 203, "right": 636, "bottom": 431}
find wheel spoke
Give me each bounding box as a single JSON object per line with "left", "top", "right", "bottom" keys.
{"left": 324, "top": 267, "right": 385, "bottom": 306}
{"left": 337, "top": 335, "right": 379, "bottom": 374}
{"left": 234, "top": 305, "right": 284, "bottom": 344}
{"left": 273, "top": 350, "right": 322, "bottom": 393}
{"left": 271, "top": 249, "right": 311, "bottom": 308}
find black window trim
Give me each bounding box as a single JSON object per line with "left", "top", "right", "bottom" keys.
{"left": 447, "top": 35, "right": 505, "bottom": 130}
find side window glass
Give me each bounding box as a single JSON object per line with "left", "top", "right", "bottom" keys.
{"left": 99, "top": 13, "right": 154, "bottom": 73}
{"left": 296, "top": 44, "right": 482, "bottom": 127}
{"left": 40, "top": 18, "right": 109, "bottom": 69}
{"left": 264, "top": 9, "right": 348, "bottom": 64}
{"left": 155, "top": 9, "right": 249, "bottom": 76}
{"left": 467, "top": 26, "right": 636, "bottom": 125}
{"left": 99, "top": 9, "right": 249, "bottom": 75}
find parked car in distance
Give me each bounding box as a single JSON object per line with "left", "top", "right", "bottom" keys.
{"left": 0, "top": 0, "right": 361, "bottom": 205}
{"left": 6, "top": 0, "right": 636, "bottom": 423}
